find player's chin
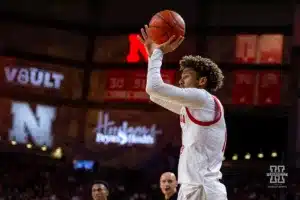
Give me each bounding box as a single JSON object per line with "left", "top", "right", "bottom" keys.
{"left": 164, "top": 188, "right": 171, "bottom": 193}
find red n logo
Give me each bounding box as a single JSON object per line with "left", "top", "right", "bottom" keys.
{"left": 126, "top": 34, "right": 148, "bottom": 63}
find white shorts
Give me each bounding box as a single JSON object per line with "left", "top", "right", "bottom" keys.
{"left": 177, "top": 182, "right": 227, "bottom": 200}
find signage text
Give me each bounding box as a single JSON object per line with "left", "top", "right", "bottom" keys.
{"left": 94, "top": 111, "right": 161, "bottom": 145}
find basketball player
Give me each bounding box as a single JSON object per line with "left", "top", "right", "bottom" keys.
{"left": 138, "top": 25, "right": 227, "bottom": 200}
{"left": 92, "top": 181, "right": 109, "bottom": 200}
{"left": 160, "top": 172, "right": 178, "bottom": 200}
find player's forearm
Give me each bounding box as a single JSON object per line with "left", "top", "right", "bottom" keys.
{"left": 146, "top": 48, "right": 173, "bottom": 98}
{"left": 146, "top": 48, "right": 164, "bottom": 91}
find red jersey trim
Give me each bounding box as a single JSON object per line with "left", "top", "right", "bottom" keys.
{"left": 185, "top": 96, "right": 222, "bottom": 126}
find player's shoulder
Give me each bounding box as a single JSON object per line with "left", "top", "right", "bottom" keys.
{"left": 204, "top": 91, "right": 224, "bottom": 109}
{"left": 186, "top": 88, "right": 223, "bottom": 108}
{"left": 212, "top": 94, "right": 223, "bottom": 105}
{"left": 203, "top": 90, "right": 221, "bottom": 102}
{"left": 210, "top": 94, "right": 224, "bottom": 114}
{"left": 191, "top": 88, "right": 212, "bottom": 98}
{"left": 200, "top": 89, "right": 215, "bottom": 101}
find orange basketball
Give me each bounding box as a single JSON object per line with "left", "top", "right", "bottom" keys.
{"left": 148, "top": 10, "right": 185, "bottom": 44}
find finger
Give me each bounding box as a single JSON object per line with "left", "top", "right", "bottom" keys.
{"left": 141, "top": 28, "right": 147, "bottom": 40}
{"left": 171, "top": 36, "right": 184, "bottom": 47}
{"left": 137, "top": 35, "right": 145, "bottom": 44}
{"left": 176, "top": 36, "right": 185, "bottom": 46}
{"left": 180, "top": 36, "right": 185, "bottom": 41}
{"left": 165, "top": 35, "right": 176, "bottom": 44}
{"left": 144, "top": 25, "right": 150, "bottom": 36}
{"left": 175, "top": 36, "right": 182, "bottom": 43}
{"left": 178, "top": 36, "right": 185, "bottom": 45}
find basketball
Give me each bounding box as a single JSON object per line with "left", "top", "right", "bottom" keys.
{"left": 148, "top": 10, "right": 185, "bottom": 44}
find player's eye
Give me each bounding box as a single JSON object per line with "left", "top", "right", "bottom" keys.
{"left": 182, "top": 75, "right": 188, "bottom": 79}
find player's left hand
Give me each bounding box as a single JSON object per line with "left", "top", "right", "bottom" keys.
{"left": 159, "top": 35, "right": 185, "bottom": 54}
{"left": 138, "top": 25, "right": 184, "bottom": 57}
{"left": 137, "top": 25, "right": 158, "bottom": 57}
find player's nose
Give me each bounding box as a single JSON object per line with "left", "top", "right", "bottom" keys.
{"left": 179, "top": 79, "right": 183, "bottom": 86}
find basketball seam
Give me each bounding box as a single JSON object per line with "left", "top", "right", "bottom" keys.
{"left": 169, "top": 12, "right": 185, "bottom": 31}
{"left": 156, "top": 13, "right": 174, "bottom": 29}
{"left": 170, "top": 12, "right": 185, "bottom": 31}
{"left": 169, "top": 12, "right": 179, "bottom": 27}
{"left": 149, "top": 25, "right": 169, "bottom": 43}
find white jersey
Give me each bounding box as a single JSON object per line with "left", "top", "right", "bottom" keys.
{"left": 145, "top": 48, "right": 227, "bottom": 187}
{"left": 178, "top": 95, "right": 226, "bottom": 185}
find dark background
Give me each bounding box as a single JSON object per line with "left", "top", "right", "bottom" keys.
{"left": 0, "top": 0, "right": 299, "bottom": 199}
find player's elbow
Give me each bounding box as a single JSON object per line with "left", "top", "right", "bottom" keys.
{"left": 146, "top": 80, "right": 167, "bottom": 96}
{"left": 146, "top": 84, "right": 161, "bottom": 95}
{"left": 149, "top": 95, "right": 156, "bottom": 103}
{"left": 145, "top": 85, "right": 155, "bottom": 95}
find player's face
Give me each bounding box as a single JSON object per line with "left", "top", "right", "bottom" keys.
{"left": 160, "top": 173, "right": 177, "bottom": 196}
{"left": 179, "top": 68, "right": 199, "bottom": 88}
{"left": 92, "top": 184, "right": 108, "bottom": 200}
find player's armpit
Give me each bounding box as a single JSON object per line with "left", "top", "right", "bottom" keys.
{"left": 150, "top": 96, "right": 181, "bottom": 115}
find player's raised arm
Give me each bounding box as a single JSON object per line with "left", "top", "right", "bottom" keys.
{"left": 146, "top": 49, "right": 225, "bottom": 108}
{"left": 138, "top": 25, "right": 224, "bottom": 108}
{"left": 146, "top": 49, "right": 211, "bottom": 108}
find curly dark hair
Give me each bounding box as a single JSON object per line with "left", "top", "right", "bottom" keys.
{"left": 179, "top": 55, "right": 224, "bottom": 92}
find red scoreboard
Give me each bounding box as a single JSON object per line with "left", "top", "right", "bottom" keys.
{"left": 89, "top": 69, "right": 176, "bottom": 102}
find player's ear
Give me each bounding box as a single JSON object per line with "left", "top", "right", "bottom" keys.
{"left": 198, "top": 77, "right": 207, "bottom": 88}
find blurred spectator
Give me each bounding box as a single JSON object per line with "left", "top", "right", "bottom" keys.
{"left": 92, "top": 181, "right": 109, "bottom": 200}
{"left": 159, "top": 172, "right": 177, "bottom": 200}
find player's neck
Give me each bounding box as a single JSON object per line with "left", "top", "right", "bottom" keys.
{"left": 198, "top": 85, "right": 206, "bottom": 90}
